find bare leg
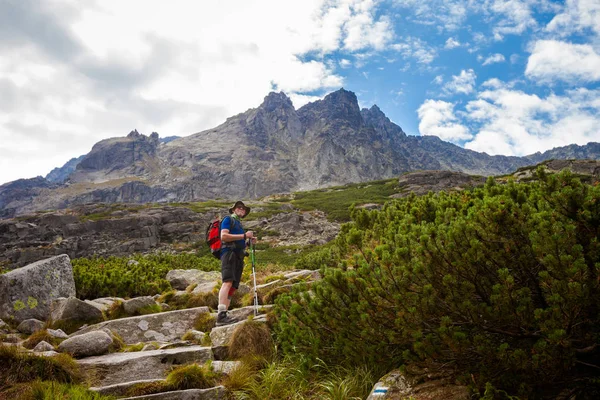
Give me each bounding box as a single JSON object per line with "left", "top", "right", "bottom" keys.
{"left": 219, "top": 281, "right": 233, "bottom": 309}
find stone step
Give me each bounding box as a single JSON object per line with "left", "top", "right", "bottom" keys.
{"left": 90, "top": 361, "right": 240, "bottom": 396}
{"left": 78, "top": 345, "right": 213, "bottom": 387}
{"left": 91, "top": 379, "right": 164, "bottom": 397}
{"left": 121, "top": 386, "right": 226, "bottom": 400}
{"left": 71, "top": 307, "right": 210, "bottom": 344}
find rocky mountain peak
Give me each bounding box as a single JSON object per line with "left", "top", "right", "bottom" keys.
{"left": 260, "top": 92, "right": 294, "bottom": 112}
{"left": 298, "top": 87, "right": 362, "bottom": 128}
{"left": 361, "top": 104, "right": 406, "bottom": 139}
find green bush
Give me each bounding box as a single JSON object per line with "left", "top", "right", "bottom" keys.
{"left": 72, "top": 253, "right": 219, "bottom": 299}
{"left": 275, "top": 170, "right": 600, "bottom": 398}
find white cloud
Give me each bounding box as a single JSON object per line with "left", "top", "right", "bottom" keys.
{"left": 443, "top": 69, "right": 477, "bottom": 95}
{"left": 525, "top": 39, "right": 600, "bottom": 83}
{"left": 510, "top": 53, "right": 520, "bottom": 64}
{"left": 546, "top": 0, "right": 600, "bottom": 37}
{"left": 489, "top": 0, "right": 540, "bottom": 39}
{"left": 464, "top": 86, "right": 600, "bottom": 156}
{"left": 432, "top": 75, "right": 444, "bottom": 85}
{"left": 393, "top": 0, "right": 468, "bottom": 31}
{"left": 344, "top": 12, "right": 394, "bottom": 51}
{"left": 339, "top": 58, "right": 352, "bottom": 68}
{"left": 482, "top": 53, "right": 506, "bottom": 65}
{"left": 417, "top": 99, "right": 472, "bottom": 141}
{"left": 391, "top": 37, "right": 437, "bottom": 64}
{"left": 482, "top": 78, "right": 504, "bottom": 89}
{"left": 445, "top": 37, "right": 461, "bottom": 49}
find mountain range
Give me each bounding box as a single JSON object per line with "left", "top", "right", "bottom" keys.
{"left": 2, "top": 88, "right": 600, "bottom": 219}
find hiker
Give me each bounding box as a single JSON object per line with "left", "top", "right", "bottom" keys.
{"left": 217, "top": 200, "right": 255, "bottom": 325}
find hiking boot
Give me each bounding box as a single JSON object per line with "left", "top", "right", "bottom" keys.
{"left": 216, "top": 311, "right": 235, "bottom": 326}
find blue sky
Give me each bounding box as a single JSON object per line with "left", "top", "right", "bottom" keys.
{"left": 1, "top": 0, "right": 600, "bottom": 184}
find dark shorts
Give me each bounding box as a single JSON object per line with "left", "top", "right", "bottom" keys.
{"left": 221, "top": 250, "right": 244, "bottom": 289}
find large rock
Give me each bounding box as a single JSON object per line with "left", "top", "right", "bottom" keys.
{"left": 51, "top": 296, "right": 104, "bottom": 324}
{"left": 123, "top": 296, "right": 156, "bottom": 314}
{"left": 166, "top": 270, "right": 221, "bottom": 291}
{"left": 78, "top": 345, "right": 213, "bottom": 387}
{"left": 58, "top": 330, "right": 113, "bottom": 358}
{"left": 17, "top": 318, "right": 45, "bottom": 334}
{"left": 366, "top": 368, "right": 469, "bottom": 400}
{"left": 70, "top": 307, "right": 211, "bottom": 344}
{"left": 0, "top": 254, "right": 75, "bottom": 322}
{"left": 33, "top": 340, "right": 55, "bottom": 352}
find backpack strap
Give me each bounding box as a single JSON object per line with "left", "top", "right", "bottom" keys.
{"left": 221, "top": 215, "right": 242, "bottom": 249}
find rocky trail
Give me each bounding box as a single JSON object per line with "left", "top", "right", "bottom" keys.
{"left": 0, "top": 255, "right": 314, "bottom": 399}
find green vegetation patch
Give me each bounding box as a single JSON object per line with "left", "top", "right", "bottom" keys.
{"left": 291, "top": 178, "right": 399, "bottom": 221}
{"left": 72, "top": 253, "right": 219, "bottom": 300}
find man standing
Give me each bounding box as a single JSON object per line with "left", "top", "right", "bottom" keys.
{"left": 216, "top": 200, "right": 255, "bottom": 325}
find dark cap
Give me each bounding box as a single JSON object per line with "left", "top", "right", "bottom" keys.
{"left": 228, "top": 200, "right": 251, "bottom": 217}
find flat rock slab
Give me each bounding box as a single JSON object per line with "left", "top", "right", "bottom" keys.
{"left": 0, "top": 254, "right": 75, "bottom": 322}
{"left": 91, "top": 379, "right": 165, "bottom": 396}
{"left": 121, "top": 386, "right": 226, "bottom": 400}
{"left": 71, "top": 307, "right": 210, "bottom": 344}
{"left": 78, "top": 345, "right": 214, "bottom": 387}
{"left": 91, "top": 362, "right": 239, "bottom": 396}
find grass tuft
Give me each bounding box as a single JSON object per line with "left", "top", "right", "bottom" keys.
{"left": 22, "top": 329, "right": 62, "bottom": 350}
{"left": 228, "top": 320, "right": 274, "bottom": 360}
{"left": 126, "top": 362, "right": 218, "bottom": 397}
{"left": 1, "top": 380, "right": 115, "bottom": 400}
{"left": 0, "top": 344, "right": 82, "bottom": 386}
{"left": 193, "top": 313, "right": 216, "bottom": 332}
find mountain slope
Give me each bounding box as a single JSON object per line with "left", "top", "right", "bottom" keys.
{"left": 2, "top": 88, "right": 600, "bottom": 217}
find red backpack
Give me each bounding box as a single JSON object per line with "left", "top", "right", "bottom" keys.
{"left": 205, "top": 218, "right": 224, "bottom": 259}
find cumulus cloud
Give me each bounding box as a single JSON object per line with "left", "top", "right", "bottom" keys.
{"left": 482, "top": 53, "right": 506, "bottom": 65}
{"left": 546, "top": 0, "right": 600, "bottom": 37}
{"left": 417, "top": 99, "right": 472, "bottom": 141}
{"left": 525, "top": 40, "right": 600, "bottom": 83}
{"left": 463, "top": 85, "right": 600, "bottom": 156}
{"left": 443, "top": 69, "right": 477, "bottom": 95}
{"left": 391, "top": 37, "right": 437, "bottom": 64}
{"left": 444, "top": 37, "right": 461, "bottom": 49}
{"left": 339, "top": 58, "right": 352, "bottom": 68}
{"left": 488, "top": 0, "right": 540, "bottom": 39}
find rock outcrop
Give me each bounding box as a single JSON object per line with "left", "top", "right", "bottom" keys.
{"left": 0, "top": 254, "right": 76, "bottom": 322}
{"left": 0, "top": 205, "right": 210, "bottom": 269}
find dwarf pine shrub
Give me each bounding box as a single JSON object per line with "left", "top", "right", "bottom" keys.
{"left": 72, "top": 253, "right": 219, "bottom": 299}
{"left": 275, "top": 170, "right": 600, "bottom": 398}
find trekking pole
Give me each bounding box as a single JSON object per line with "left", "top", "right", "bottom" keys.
{"left": 251, "top": 242, "right": 259, "bottom": 316}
